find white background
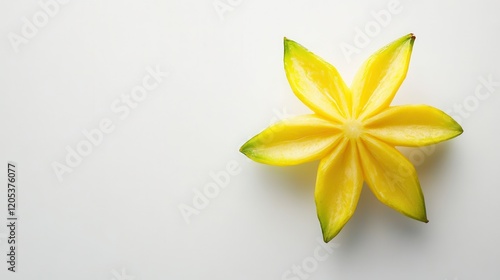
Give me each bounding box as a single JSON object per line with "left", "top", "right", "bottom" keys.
{"left": 1, "top": 0, "right": 499, "bottom": 279}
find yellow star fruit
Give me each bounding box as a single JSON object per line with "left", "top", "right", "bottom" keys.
{"left": 240, "top": 34, "right": 463, "bottom": 242}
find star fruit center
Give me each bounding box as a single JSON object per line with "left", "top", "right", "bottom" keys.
{"left": 342, "top": 119, "right": 364, "bottom": 140}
